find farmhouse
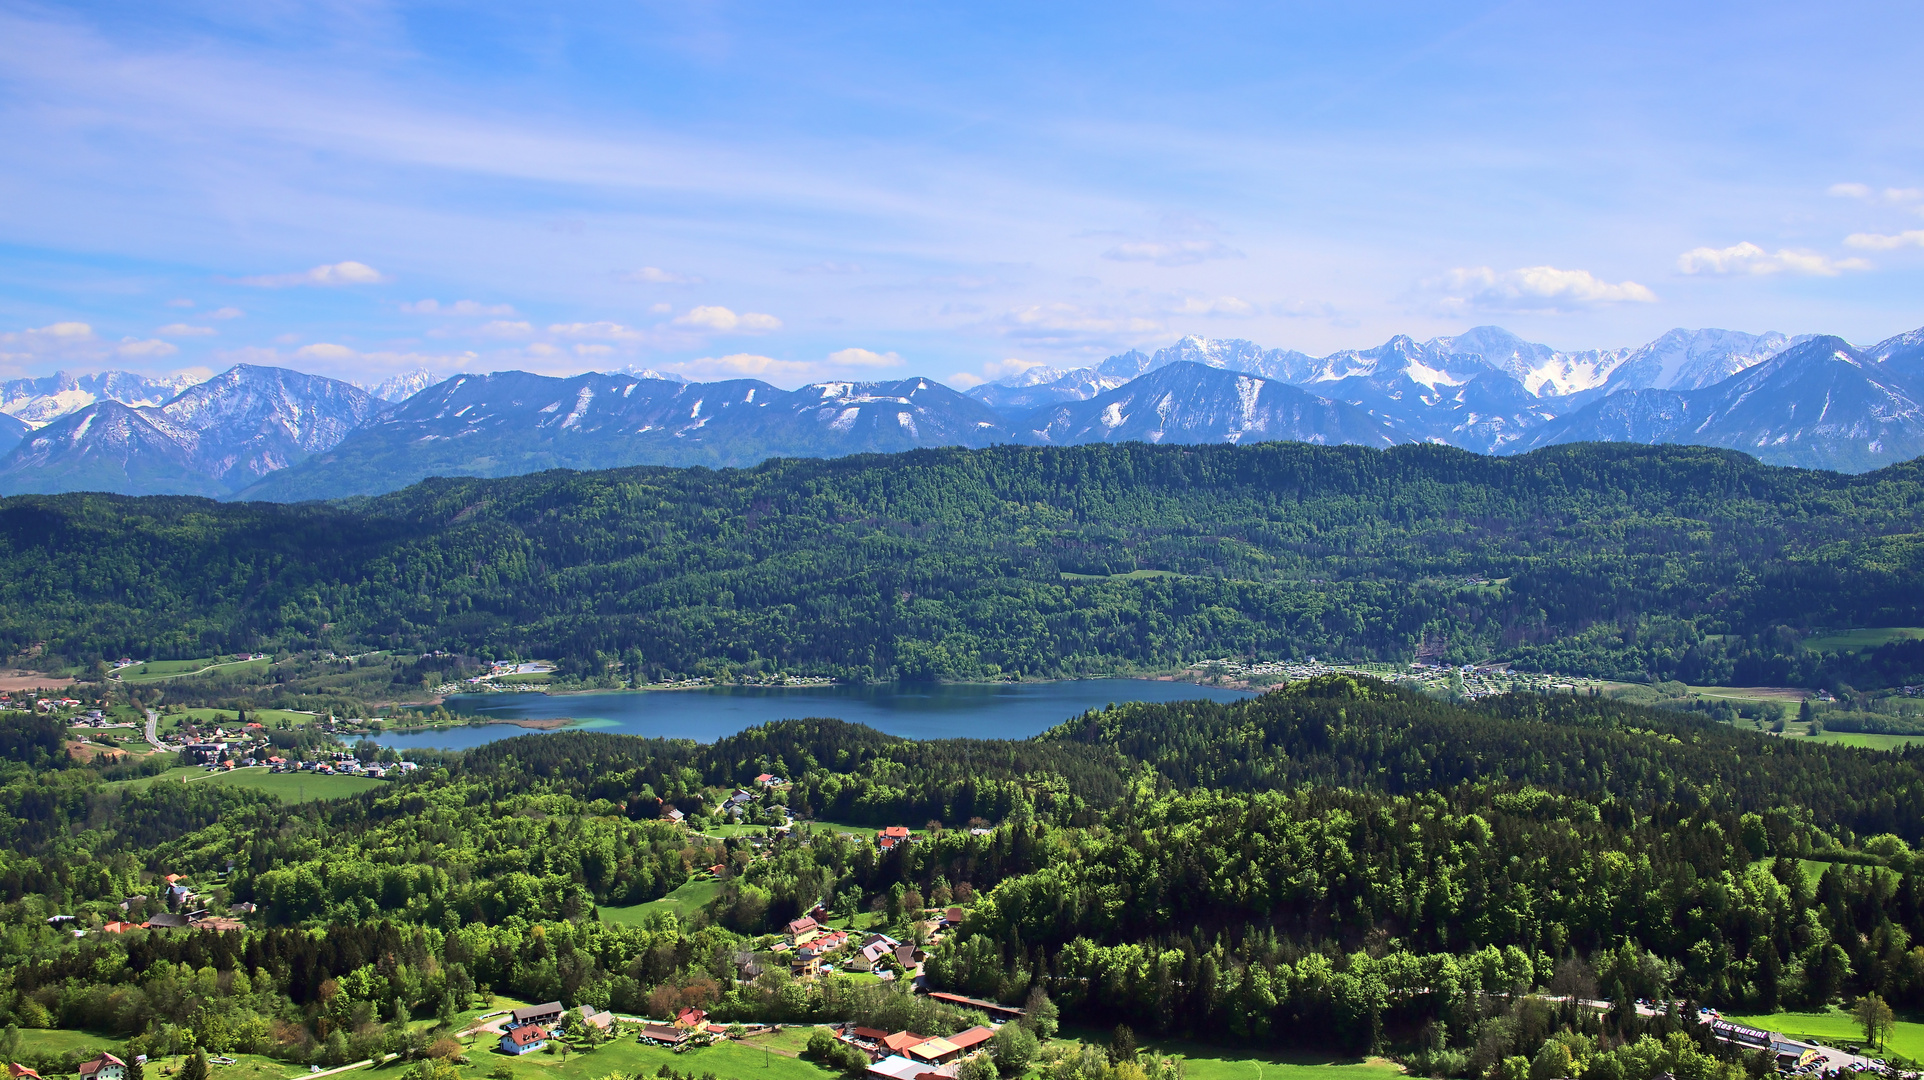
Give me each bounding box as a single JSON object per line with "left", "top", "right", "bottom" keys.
{"left": 499, "top": 1025, "right": 549, "bottom": 1055}
{"left": 77, "top": 1055, "right": 126, "bottom": 1080}
{"left": 876, "top": 826, "right": 911, "bottom": 851}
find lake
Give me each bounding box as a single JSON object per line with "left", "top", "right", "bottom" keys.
{"left": 371, "top": 678, "right": 1253, "bottom": 750}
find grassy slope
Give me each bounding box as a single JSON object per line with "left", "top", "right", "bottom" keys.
{"left": 113, "top": 766, "right": 383, "bottom": 802}
{"left": 473, "top": 1030, "right": 832, "bottom": 1080}
{"left": 1721, "top": 1007, "right": 1924, "bottom": 1059}
{"left": 1804, "top": 628, "right": 1924, "bottom": 653}
{"left": 1054, "top": 1027, "right": 1405, "bottom": 1080}
{"left": 117, "top": 658, "right": 270, "bottom": 684}
{"left": 1810, "top": 731, "right": 1924, "bottom": 750}
{"left": 600, "top": 877, "right": 723, "bottom": 925}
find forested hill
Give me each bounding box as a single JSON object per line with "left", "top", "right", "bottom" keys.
{"left": 6, "top": 440, "right": 1924, "bottom": 683}
{"left": 1043, "top": 676, "right": 1924, "bottom": 842}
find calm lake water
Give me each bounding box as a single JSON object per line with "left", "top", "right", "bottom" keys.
{"left": 371, "top": 679, "right": 1253, "bottom": 750}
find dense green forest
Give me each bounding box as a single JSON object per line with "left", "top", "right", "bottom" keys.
{"left": 5, "top": 678, "right": 1924, "bottom": 1080}
{"left": 4, "top": 442, "right": 1924, "bottom": 689}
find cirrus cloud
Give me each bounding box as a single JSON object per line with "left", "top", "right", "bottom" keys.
{"left": 1101, "top": 239, "right": 1244, "bottom": 266}
{"left": 401, "top": 298, "right": 516, "bottom": 315}
{"left": 548, "top": 320, "right": 644, "bottom": 342}
{"left": 156, "top": 323, "right": 217, "bottom": 337}
{"left": 1424, "top": 265, "right": 1657, "bottom": 313}
{"left": 238, "top": 260, "right": 387, "bottom": 288}
{"left": 1676, "top": 242, "right": 1870, "bottom": 276}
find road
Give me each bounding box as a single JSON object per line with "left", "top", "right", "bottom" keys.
{"left": 143, "top": 708, "right": 164, "bottom": 751}
{"left": 286, "top": 1053, "right": 395, "bottom": 1080}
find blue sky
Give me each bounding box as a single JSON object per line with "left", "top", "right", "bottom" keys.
{"left": 1, "top": 0, "right": 1921, "bottom": 389}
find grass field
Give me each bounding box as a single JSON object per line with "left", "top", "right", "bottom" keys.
{"left": 1684, "top": 684, "right": 1808, "bottom": 704}
{"left": 175, "top": 707, "right": 317, "bottom": 727}
{"left": 200, "top": 769, "right": 385, "bottom": 802}
{"left": 801, "top": 818, "right": 913, "bottom": 839}
{"left": 1805, "top": 628, "right": 1924, "bottom": 654}
{"left": 1810, "top": 731, "right": 1924, "bottom": 750}
{"left": 600, "top": 877, "right": 723, "bottom": 924}
{"left": 117, "top": 657, "right": 271, "bottom": 684}
{"left": 12, "top": 1027, "right": 124, "bottom": 1056}
{"left": 1722, "top": 1007, "right": 1924, "bottom": 1059}
{"left": 1053, "top": 1027, "right": 1406, "bottom": 1080}
{"left": 470, "top": 1027, "right": 836, "bottom": 1080}
{"left": 113, "top": 765, "right": 384, "bottom": 802}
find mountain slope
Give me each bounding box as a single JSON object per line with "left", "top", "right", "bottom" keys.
{"left": 1599, "top": 328, "right": 1793, "bottom": 393}
{"left": 240, "top": 371, "right": 773, "bottom": 500}
{"left": 734, "top": 377, "right": 1015, "bottom": 457}
{"left": 0, "top": 365, "right": 382, "bottom": 496}
{"left": 1873, "top": 325, "right": 1924, "bottom": 381}
{"left": 1016, "top": 362, "right": 1413, "bottom": 448}
{"left": 0, "top": 370, "right": 203, "bottom": 427}
{"left": 1520, "top": 337, "right": 1924, "bottom": 471}
{"left": 0, "top": 413, "right": 27, "bottom": 457}
{"left": 241, "top": 372, "right": 1017, "bottom": 501}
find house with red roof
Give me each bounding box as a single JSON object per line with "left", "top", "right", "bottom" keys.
{"left": 499, "top": 1025, "right": 550, "bottom": 1055}
{"left": 876, "top": 826, "right": 911, "bottom": 851}
{"left": 77, "top": 1055, "right": 126, "bottom": 1080}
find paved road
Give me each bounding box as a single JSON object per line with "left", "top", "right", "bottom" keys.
{"left": 143, "top": 708, "right": 164, "bottom": 751}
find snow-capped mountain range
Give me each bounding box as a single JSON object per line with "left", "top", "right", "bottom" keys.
{"left": 1, "top": 322, "right": 1921, "bottom": 499}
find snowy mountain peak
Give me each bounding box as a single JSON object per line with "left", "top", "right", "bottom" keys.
{"left": 0, "top": 369, "right": 205, "bottom": 428}
{"left": 369, "top": 368, "right": 443, "bottom": 402}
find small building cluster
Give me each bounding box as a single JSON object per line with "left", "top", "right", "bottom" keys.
{"left": 836, "top": 1022, "right": 999, "bottom": 1079}
{"left": 497, "top": 1000, "right": 564, "bottom": 1055}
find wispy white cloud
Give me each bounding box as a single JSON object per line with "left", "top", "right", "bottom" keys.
{"left": 1844, "top": 230, "right": 1924, "bottom": 251}
{"left": 238, "top": 260, "right": 387, "bottom": 288}
{"left": 166, "top": 298, "right": 195, "bottom": 308}
{"left": 947, "top": 355, "right": 1051, "bottom": 389}
{"left": 547, "top": 320, "right": 643, "bottom": 341}
{"left": 1002, "top": 302, "right": 1163, "bottom": 344}
{"left": 235, "top": 343, "right": 479, "bottom": 379}
{"left": 624, "top": 266, "right": 702, "bottom": 284}
{"left": 1829, "top": 182, "right": 1924, "bottom": 210}
{"left": 480, "top": 320, "right": 536, "bottom": 337}
{"left": 294, "top": 342, "right": 357, "bottom": 362}
{"left": 1676, "top": 242, "right": 1870, "bottom": 276}
{"left": 0, "top": 321, "right": 177, "bottom": 372}
{"left": 208, "top": 307, "right": 244, "bottom": 320}
{"left": 1170, "top": 295, "right": 1257, "bottom": 317}
{"left": 671, "top": 306, "right": 781, "bottom": 333}
{"left": 663, "top": 347, "right": 904, "bottom": 386}
{"left": 113, "top": 339, "right": 178, "bottom": 359}
{"left": 155, "top": 323, "right": 217, "bottom": 337}
{"left": 1101, "top": 239, "right": 1244, "bottom": 266}
{"left": 671, "top": 352, "right": 803, "bottom": 380}
{"left": 825, "top": 347, "right": 903, "bottom": 368}
{"left": 1424, "top": 266, "right": 1658, "bottom": 313}
{"left": 1270, "top": 299, "right": 1341, "bottom": 319}
{"left": 401, "top": 298, "right": 516, "bottom": 315}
